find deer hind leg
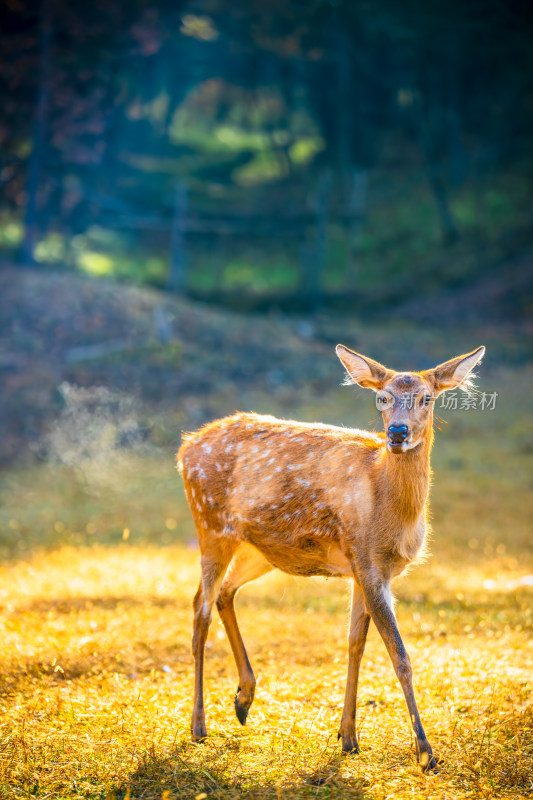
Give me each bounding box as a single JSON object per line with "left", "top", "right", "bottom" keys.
{"left": 191, "top": 543, "right": 235, "bottom": 742}
{"left": 359, "top": 577, "right": 438, "bottom": 772}
{"left": 216, "top": 543, "right": 274, "bottom": 725}
{"left": 338, "top": 581, "right": 371, "bottom": 754}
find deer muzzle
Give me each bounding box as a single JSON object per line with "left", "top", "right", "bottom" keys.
{"left": 387, "top": 424, "right": 409, "bottom": 444}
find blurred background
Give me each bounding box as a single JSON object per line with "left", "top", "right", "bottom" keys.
{"left": 0, "top": 0, "right": 532, "bottom": 551}
{"left": 0, "top": 6, "right": 532, "bottom": 795}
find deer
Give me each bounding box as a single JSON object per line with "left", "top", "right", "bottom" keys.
{"left": 176, "top": 344, "right": 485, "bottom": 772}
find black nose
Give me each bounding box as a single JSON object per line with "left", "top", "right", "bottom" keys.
{"left": 388, "top": 424, "right": 409, "bottom": 444}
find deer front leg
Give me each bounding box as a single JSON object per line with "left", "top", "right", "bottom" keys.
{"left": 359, "top": 576, "right": 438, "bottom": 772}
{"left": 216, "top": 545, "right": 274, "bottom": 725}
{"left": 338, "top": 581, "right": 370, "bottom": 754}
{"left": 191, "top": 553, "right": 232, "bottom": 741}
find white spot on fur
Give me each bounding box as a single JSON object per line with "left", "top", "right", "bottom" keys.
{"left": 216, "top": 463, "right": 222, "bottom": 472}
{"left": 225, "top": 443, "right": 234, "bottom": 453}
{"left": 283, "top": 493, "right": 294, "bottom": 500}
{"left": 267, "top": 457, "right": 275, "bottom": 465}
{"left": 202, "top": 444, "right": 212, "bottom": 454}
{"left": 202, "top": 519, "right": 208, "bottom": 529}
{"left": 252, "top": 446, "right": 259, "bottom": 453}
{"left": 296, "top": 478, "right": 311, "bottom": 487}
{"left": 348, "top": 465, "right": 353, "bottom": 474}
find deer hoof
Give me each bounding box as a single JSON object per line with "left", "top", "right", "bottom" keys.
{"left": 418, "top": 746, "right": 439, "bottom": 774}
{"left": 191, "top": 721, "right": 207, "bottom": 743}
{"left": 234, "top": 685, "right": 253, "bottom": 725}
{"left": 338, "top": 731, "right": 359, "bottom": 755}
{"left": 234, "top": 701, "right": 249, "bottom": 726}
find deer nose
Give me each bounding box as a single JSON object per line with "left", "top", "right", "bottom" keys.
{"left": 388, "top": 424, "right": 409, "bottom": 444}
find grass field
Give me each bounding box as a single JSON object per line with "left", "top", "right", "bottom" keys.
{"left": 0, "top": 362, "right": 532, "bottom": 799}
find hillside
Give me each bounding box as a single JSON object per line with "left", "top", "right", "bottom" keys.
{"left": 0, "top": 261, "right": 531, "bottom": 466}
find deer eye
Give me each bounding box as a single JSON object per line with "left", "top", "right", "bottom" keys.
{"left": 419, "top": 394, "right": 432, "bottom": 406}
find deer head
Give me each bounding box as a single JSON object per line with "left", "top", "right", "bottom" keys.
{"left": 336, "top": 345, "right": 485, "bottom": 454}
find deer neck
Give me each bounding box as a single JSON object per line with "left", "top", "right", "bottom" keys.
{"left": 383, "top": 428, "right": 433, "bottom": 522}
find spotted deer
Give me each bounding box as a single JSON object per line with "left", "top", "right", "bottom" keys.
{"left": 177, "top": 344, "right": 485, "bottom": 771}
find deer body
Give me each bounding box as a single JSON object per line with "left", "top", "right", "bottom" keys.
{"left": 177, "top": 344, "right": 485, "bottom": 772}
{"left": 180, "top": 414, "right": 429, "bottom": 580}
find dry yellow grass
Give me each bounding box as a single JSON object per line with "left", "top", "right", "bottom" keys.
{"left": 0, "top": 536, "right": 531, "bottom": 797}
{"left": 0, "top": 363, "right": 532, "bottom": 799}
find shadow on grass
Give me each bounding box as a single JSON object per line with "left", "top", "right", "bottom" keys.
{"left": 0, "top": 643, "right": 191, "bottom": 699}
{"left": 5, "top": 583, "right": 530, "bottom": 622}
{"left": 8, "top": 593, "right": 179, "bottom": 615}
{"left": 121, "top": 740, "right": 371, "bottom": 800}
{"left": 236, "top": 585, "right": 529, "bottom": 624}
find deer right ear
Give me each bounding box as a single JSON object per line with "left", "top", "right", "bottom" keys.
{"left": 424, "top": 346, "right": 486, "bottom": 395}
{"left": 336, "top": 345, "right": 392, "bottom": 391}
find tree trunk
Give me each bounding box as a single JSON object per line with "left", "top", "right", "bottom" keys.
{"left": 167, "top": 182, "right": 188, "bottom": 292}
{"left": 301, "top": 169, "right": 332, "bottom": 310}
{"left": 413, "top": 101, "right": 459, "bottom": 245}
{"left": 22, "top": 4, "right": 51, "bottom": 265}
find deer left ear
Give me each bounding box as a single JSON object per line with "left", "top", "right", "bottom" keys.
{"left": 424, "top": 346, "right": 485, "bottom": 394}
{"left": 336, "top": 344, "right": 393, "bottom": 391}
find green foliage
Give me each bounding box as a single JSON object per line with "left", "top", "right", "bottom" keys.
{"left": 0, "top": 213, "right": 23, "bottom": 250}
{"left": 167, "top": 81, "right": 324, "bottom": 187}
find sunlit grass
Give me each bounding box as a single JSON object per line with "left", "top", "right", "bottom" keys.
{"left": 0, "top": 538, "right": 530, "bottom": 799}
{"left": 0, "top": 354, "right": 531, "bottom": 798}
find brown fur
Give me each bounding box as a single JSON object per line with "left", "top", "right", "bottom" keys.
{"left": 177, "top": 344, "right": 485, "bottom": 771}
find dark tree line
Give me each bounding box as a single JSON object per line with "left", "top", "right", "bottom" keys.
{"left": 1, "top": 0, "right": 532, "bottom": 301}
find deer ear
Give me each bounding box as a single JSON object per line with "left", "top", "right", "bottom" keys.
{"left": 336, "top": 345, "right": 393, "bottom": 391}
{"left": 424, "top": 346, "right": 485, "bottom": 394}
